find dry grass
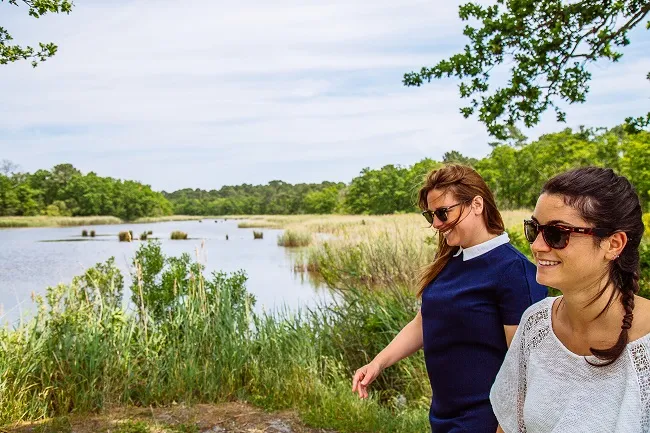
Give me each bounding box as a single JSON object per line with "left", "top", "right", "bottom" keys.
{"left": 0, "top": 216, "right": 122, "bottom": 228}
{"left": 133, "top": 215, "right": 210, "bottom": 223}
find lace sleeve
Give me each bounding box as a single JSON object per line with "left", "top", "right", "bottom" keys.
{"left": 490, "top": 300, "right": 551, "bottom": 433}
{"left": 490, "top": 317, "right": 524, "bottom": 433}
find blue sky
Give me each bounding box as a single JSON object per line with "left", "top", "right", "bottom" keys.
{"left": 1, "top": 0, "right": 649, "bottom": 192}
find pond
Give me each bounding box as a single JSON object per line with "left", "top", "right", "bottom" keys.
{"left": 0, "top": 219, "right": 328, "bottom": 325}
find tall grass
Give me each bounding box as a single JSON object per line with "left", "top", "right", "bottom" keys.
{"left": 300, "top": 223, "right": 436, "bottom": 291}
{"left": 277, "top": 230, "right": 312, "bottom": 247}
{"left": 0, "top": 244, "right": 429, "bottom": 431}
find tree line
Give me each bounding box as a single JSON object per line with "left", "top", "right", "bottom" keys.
{"left": 0, "top": 163, "right": 172, "bottom": 220}
{"left": 1, "top": 126, "right": 649, "bottom": 219}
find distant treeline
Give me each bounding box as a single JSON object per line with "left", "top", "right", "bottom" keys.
{"left": 0, "top": 164, "right": 171, "bottom": 220}
{"left": 168, "top": 126, "right": 650, "bottom": 214}
{"left": 1, "top": 127, "right": 648, "bottom": 219}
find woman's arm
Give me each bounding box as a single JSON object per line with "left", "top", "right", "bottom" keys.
{"left": 503, "top": 325, "right": 517, "bottom": 347}
{"left": 352, "top": 311, "right": 424, "bottom": 398}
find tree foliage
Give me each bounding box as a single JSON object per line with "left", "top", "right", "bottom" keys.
{"left": 0, "top": 163, "right": 172, "bottom": 219}
{"left": 403, "top": 0, "right": 650, "bottom": 138}
{"left": 1, "top": 0, "right": 73, "bottom": 67}
{"left": 3, "top": 127, "right": 650, "bottom": 218}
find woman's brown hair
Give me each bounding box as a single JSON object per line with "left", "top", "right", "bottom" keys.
{"left": 417, "top": 164, "right": 504, "bottom": 296}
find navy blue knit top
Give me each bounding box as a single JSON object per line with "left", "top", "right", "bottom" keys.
{"left": 421, "top": 238, "right": 547, "bottom": 432}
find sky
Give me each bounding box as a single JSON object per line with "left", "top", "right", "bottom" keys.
{"left": 1, "top": 0, "right": 649, "bottom": 192}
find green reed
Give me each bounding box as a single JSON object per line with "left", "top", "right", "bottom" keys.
{"left": 0, "top": 242, "right": 429, "bottom": 432}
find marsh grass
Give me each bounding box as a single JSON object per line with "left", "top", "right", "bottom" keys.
{"left": 277, "top": 230, "right": 312, "bottom": 247}
{"left": 170, "top": 231, "right": 188, "bottom": 240}
{"left": 118, "top": 231, "right": 132, "bottom": 242}
{"left": 0, "top": 244, "right": 429, "bottom": 432}
{"left": 253, "top": 231, "right": 263, "bottom": 239}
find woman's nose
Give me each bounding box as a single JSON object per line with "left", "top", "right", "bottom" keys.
{"left": 432, "top": 216, "right": 445, "bottom": 229}
{"left": 530, "top": 231, "right": 550, "bottom": 254}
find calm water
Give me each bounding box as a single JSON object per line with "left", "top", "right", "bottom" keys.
{"left": 0, "top": 219, "right": 328, "bottom": 324}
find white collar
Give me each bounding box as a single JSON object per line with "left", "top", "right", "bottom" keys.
{"left": 453, "top": 232, "right": 510, "bottom": 261}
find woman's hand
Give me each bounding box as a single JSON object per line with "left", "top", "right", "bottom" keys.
{"left": 351, "top": 361, "right": 383, "bottom": 399}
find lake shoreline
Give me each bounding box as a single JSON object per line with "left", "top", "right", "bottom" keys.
{"left": 0, "top": 215, "right": 253, "bottom": 229}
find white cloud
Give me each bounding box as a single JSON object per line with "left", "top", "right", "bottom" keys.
{"left": 0, "top": 0, "right": 648, "bottom": 190}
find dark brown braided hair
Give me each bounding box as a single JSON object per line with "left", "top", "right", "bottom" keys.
{"left": 542, "top": 167, "right": 644, "bottom": 366}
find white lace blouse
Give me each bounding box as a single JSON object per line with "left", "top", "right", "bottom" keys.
{"left": 490, "top": 297, "right": 650, "bottom": 433}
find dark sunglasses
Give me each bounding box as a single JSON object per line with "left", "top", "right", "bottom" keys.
{"left": 421, "top": 200, "right": 470, "bottom": 225}
{"left": 523, "top": 219, "right": 611, "bottom": 250}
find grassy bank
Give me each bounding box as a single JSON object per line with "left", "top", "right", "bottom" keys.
{"left": 0, "top": 216, "right": 123, "bottom": 228}
{"left": 0, "top": 242, "right": 429, "bottom": 432}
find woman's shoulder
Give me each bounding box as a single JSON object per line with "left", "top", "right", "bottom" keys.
{"left": 518, "top": 297, "right": 555, "bottom": 330}
{"left": 629, "top": 295, "right": 650, "bottom": 345}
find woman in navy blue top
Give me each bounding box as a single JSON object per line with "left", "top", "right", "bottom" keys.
{"left": 352, "top": 164, "right": 547, "bottom": 432}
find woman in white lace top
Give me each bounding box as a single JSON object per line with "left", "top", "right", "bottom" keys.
{"left": 490, "top": 167, "right": 650, "bottom": 433}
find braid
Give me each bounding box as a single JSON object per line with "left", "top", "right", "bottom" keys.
{"left": 589, "top": 257, "right": 639, "bottom": 366}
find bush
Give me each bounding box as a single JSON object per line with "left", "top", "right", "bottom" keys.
{"left": 89, "top": 230, "right": 96, "bottom": 237}
{"left": 170, "top": 231, "right": 188, "bottom": 240}
{"left": 139, "top": 232, "right": 148, "bottom": 241}
{"left": 253, "top": 231, "right": 263, "bottom": 239}
{"left": 81, "top": 230, "right": 88, "bottom": 237}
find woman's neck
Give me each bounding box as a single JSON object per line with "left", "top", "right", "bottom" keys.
{"left": 557, "top": 279, "right": 623, "bottom": 337}
{"left": 462, "top": 228, "right": 499, "bottom": 249}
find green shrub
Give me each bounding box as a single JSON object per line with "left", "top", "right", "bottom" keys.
{"left": 253, "top": 231, "right": 263, "bottom": 239}
{"left": 81, "top": 230, "right": 88, "bottom": 237}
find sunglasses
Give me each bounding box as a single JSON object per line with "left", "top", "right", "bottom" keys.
{"left": 523, "top": 219, "right": 611, "bottom": 250}
{"left": 421, "top": 200, "right": 469, "bottom": 225}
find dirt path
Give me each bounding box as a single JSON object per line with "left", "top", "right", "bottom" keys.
{"left": 2, "top": 402, "right": 338, "bottom": 433}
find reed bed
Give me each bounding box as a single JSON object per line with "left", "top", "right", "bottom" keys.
{"left": 0, "top": 245, "right": 429, "bottom": 432}
{"left": 277, "top": 230, "right": 312, "bottom": 247}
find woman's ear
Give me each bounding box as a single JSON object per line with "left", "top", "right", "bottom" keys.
{"left": 604, "top": 231, "right": 628, "bottom": 261}
{"left": 472, "top": 196, "right": 484, "bottom": 215}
